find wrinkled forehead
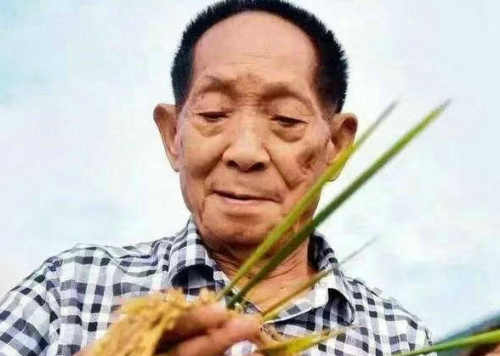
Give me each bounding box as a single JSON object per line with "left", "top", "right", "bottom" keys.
{"left": 190, "top": 11, "right": 319, "bottom": 95}
{"left": 188, "top": 69, "right": 316, "bottom": 115}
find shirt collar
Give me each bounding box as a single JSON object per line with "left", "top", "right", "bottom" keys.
{"left": 308, "top": 231, "right": 356, "bottom": 324}
{"left": 164, "top": 218, "right": 355, "bottom": 323}
{"left": 164, "top": 217, "right": 221, "bottom": 290}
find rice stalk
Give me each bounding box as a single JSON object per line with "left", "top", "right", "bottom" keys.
{"left": 338, "top": 236, "right": 378, "bottom": 266}
{"left": 262, "top": 267, "right": 334, "bottom": 321}
{"left": 262, "top": 236, "right": 377, "bottom": 321}
{"left": 395, "top": 328, "right": 500, "bottom": 356}
{"left": 228, "top": 100, "right": 450, "bottom": 307}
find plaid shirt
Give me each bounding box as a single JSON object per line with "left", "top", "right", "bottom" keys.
{"left": 0, "top": 218, "right": 432, "bottom": 356}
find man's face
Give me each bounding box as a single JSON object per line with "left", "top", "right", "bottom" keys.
{"left": 156, "top": 12, "right": 355, "bottom": 251}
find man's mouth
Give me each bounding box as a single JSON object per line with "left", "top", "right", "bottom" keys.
{"left": 213, "top": 190, "right": 273, "bottom": 203}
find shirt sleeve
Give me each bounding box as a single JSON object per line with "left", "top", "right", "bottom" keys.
{"left": 0, "top": 257, "right": 61, "bottom": 356}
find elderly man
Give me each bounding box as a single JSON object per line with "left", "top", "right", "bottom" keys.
{"left": 0, "top": 1, "right": 432, "bottom": 355}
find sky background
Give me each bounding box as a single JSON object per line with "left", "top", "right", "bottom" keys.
{"left": 1, "top": 0, "right": 499, "bottom": 340}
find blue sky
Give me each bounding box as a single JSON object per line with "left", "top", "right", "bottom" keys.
{"left": 1, "top": 0, "right": 499, "bottom": 340}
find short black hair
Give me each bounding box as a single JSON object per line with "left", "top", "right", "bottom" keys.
{"left": 171, "top": 0, "right": 349, "bottom": 113}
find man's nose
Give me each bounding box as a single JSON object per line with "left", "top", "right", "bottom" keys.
{"left": 222, "top": 122, "right": 270, "bottom": 172}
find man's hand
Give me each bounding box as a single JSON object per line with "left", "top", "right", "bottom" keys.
{"left": 158, "top": 303, "right": 261, "bottom": 356}
{"left": 77, "top": 303, "right": 262, "bottom": 356}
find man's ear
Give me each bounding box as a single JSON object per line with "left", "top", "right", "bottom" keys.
{"left": 154, "top": 103, "right": 180, "bottom": 172}
{"left": 328, "top": 112, "right": 358, "bottom": 163}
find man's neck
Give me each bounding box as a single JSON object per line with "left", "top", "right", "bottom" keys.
{"left": 210, "top": 240, "right": 316, "bottom": 311}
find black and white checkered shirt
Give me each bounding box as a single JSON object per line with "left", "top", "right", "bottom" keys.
{"left": 0, "top": 218, "right": 432, "bottom": 355}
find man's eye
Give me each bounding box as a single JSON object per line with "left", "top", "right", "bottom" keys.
{"left": 273, "top": 115, "right": 304, "bottom": 127}
{"left": 198, "top": 112, "right": 227, "bottom": 122}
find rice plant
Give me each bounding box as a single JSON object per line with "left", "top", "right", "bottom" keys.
{"left": 395, "top": 328, "right": 500, "bottom": 356}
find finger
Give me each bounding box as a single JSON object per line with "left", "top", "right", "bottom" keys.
{"left": 161, "top": 303, "right": 230, "bottom": 343}
{"left": 169, "top": 315, "right": 261, "bottom": 356}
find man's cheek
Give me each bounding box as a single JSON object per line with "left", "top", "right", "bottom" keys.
{"left": 277, "top": 142, "right": 327, "bottom": 188}
{"left": 181, "top": 133, "right": 226, "bottom": 176}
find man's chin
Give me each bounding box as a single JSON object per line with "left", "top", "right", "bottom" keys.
{"left": 196, "top": 210, "right": 279, "bottom": 248}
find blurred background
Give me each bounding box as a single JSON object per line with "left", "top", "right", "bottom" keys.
{"left": 1, "top": 0, "right": 498, "bottom": 341}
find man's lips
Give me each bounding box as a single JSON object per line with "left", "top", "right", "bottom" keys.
{"left": 212, "top": 189, "right": 277, "bottom": 202}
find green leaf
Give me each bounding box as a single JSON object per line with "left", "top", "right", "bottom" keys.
{"left": 395, "top": 328, "right": 500, "bottom": 356}
{"left": 262, "top": 267, "right": 333, "bottom": 321}
{"left": 262, "top": 236, "right": 377, "bottom": 321}
{"left": 338, "top": 236, "right": 378, "bottom": 265}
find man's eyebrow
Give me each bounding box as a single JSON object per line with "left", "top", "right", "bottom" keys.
{"left": 192, "top": 75, "right": 314, "bottom": 112}
{"left": 260, "top": 82, "right": 314, "bottom": 112}
{"left": 192, "top": 75, "right": 236, "bottom": 96}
